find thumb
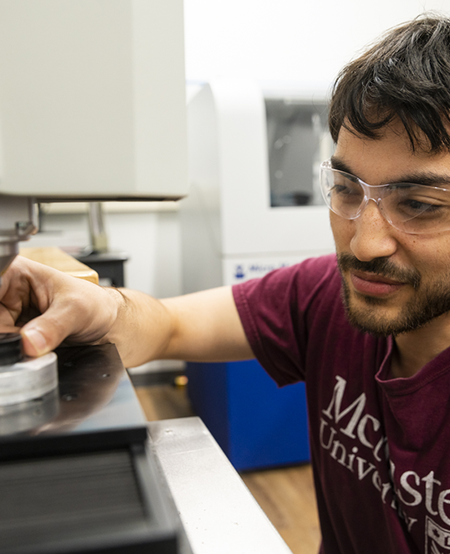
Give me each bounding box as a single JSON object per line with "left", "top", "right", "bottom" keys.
{"left": 21, "top": 316, "right": 64, "bottom": 357}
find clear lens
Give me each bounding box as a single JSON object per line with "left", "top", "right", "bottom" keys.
{"left": 320, "top": 161, "right": 450, "bottom": 234}
{"left": 384, "top": 186, "right": 450, "bottom": 233}
{"left": 320, "top": 166, "right": 366, "bottom": 220}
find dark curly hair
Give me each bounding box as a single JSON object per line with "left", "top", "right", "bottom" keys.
{"left": 329, "top": 14, "right": 450, "bottom": 152}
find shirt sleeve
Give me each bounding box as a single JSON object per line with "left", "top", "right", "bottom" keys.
{"left": 232, "top": 254, "right": 339, "bottom": 387}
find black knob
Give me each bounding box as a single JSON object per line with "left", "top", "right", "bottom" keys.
{"left": 0, "top": 333, "right": 24, "bottom": 366}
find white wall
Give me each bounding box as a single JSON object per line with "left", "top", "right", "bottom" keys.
{"left": 184, "top": 0, "right": 450, "bottom": 87}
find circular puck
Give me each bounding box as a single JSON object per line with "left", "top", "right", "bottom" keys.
{"left": 0, "top": 333, "right": 24, "bottom": 366}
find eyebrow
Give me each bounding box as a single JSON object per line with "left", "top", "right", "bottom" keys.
{"left": 330, "top": 155, "right": 450, "bottom": 188}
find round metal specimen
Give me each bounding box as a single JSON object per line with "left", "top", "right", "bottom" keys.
{"left": 0, "top": 353, "right": 58, "bottom": 406}
{"left": 0, "top": 388, "right": 59, "bottom": 435}
{"left": 0, "top": 333, "right": 24, "bottom": 365}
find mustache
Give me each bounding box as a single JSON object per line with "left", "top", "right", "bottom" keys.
{"left": 337, "top": 253, "right": 421, "bottom": 290}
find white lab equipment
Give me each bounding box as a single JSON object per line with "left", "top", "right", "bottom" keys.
{"left": 181, "top": 80, "right": 335, "bottom": 294}
{"left": 0, "top": 0, "right": 187, "bottom": 276}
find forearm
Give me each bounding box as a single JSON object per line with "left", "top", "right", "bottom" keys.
{"left": 106, "top": 286, "right": 254, "bottom": 368}
{"left": 160, "top": 287, "right": 254, "bottom": 363}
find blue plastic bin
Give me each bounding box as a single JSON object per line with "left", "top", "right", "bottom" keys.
{"left": 186, "top": 359, "right": 310, "bottom": 471}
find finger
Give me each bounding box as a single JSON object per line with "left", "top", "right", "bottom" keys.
{"left": 0, "top": 304, "right": 17, "bottom": 328}
{"left": 0, "top": 324, "right": 21, "bottom": 334}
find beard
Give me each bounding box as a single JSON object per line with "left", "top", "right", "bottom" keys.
{"left": 337, "top": 253, "right": 450, "bottom": 337}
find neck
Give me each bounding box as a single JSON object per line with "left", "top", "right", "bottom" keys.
{"left": 392, "top": 313, "right": 450, "bottom": 378}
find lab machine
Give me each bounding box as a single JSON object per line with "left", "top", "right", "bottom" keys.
{"left": 181, "top": 80, "right": 335, "bottom": 470}
{"left": 0, "top": 0, "right": 188, "bottom": 278}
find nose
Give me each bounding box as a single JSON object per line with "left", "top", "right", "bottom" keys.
{"left": 350, "top": 199, "right": 398, "bottom": 262}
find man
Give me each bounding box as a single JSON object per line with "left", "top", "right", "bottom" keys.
{"left": 1, "top": 13, "right": 450, "bottom": 553}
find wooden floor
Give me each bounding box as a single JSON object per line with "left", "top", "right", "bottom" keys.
{"left": 135, "top": 383, "right": 321, "bottom": 554}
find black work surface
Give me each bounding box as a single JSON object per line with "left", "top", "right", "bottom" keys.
{"left": 0, "top": 344, "right": 148, "bottom": 460}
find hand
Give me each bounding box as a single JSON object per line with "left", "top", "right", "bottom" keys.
{"left": 0, "top": 256, "right": 123, "bottom": 357}
{"left": 1, "top": 256, "right": 253, "bottom": 368}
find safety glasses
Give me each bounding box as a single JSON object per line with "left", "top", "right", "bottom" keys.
{"left": 320, "top": 159, "right": 450, "bottom": 234}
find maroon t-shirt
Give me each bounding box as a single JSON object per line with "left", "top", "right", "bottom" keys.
{"left": 233, "top": 254, "right": 450, "bottom": 554}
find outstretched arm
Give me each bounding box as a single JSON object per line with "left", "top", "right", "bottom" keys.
{"left": 0, "top": 256, "right": 254, "bottom": 368}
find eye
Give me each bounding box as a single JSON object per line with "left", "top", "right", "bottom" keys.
{"left": 392, "top": 186, "right": 449, "bottom": 220}
{"left": 397, "top": 198, "right": 441, "bottom": 216}
{"left": 331, "top": 181, "right": 362, "bottom": 204}
{"left": 332, "top": 183, "right": 352, "bottom": 194}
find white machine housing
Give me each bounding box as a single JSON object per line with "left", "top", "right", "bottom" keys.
{"left": 0, "top": 0, "right": 187, "bottom": 276}
{"left": 181, "top": 80, "right": 336, "bottom": 292}
{"left": 0, "top": 0, "right": 187, "bottom": 201}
